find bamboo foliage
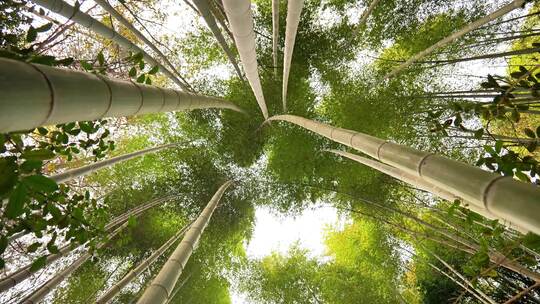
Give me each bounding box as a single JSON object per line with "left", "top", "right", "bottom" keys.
{"left": 0, "top": 195, "right": 172, "bottom": 292}
{"left": 0, "top": 58, "right": 243, "bottom": 133}
{"left": 92, "top": 0, "right": 190, "bottom": 87}
{"left": 272, "top": 0, "right": 279, "bottom": 77}
{"left": 282, "top": 0, "right": 304, "bottom": 112}
{"left": 50, "top": 143, "right": 179, "bottom": 183}
{"left": 384, "top": 0, "right": 526, "bottom": 79}
{"left": 30, "top": 0, "right": 192, "bottom": 90}
{"left": 356, "top": 0, "right": 381, "bottom": 29}
{"left": 20, "top": 222, "right": 130, "bottom": 304}
{"left": 136, "top": 180, "right": 233, "bottom": 304}
{"left": 222, "top": 0, "right": 269, "bottom": 119}
{"left": 96, "top": 221, "right": 193, "bottom": 303}
{"left": 267, "top": 115, "right": 540, "bottom": 234}
{"left": 192, "top": 0, "right": 244, "bottom": 80}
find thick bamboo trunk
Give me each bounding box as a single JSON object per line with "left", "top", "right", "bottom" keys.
{"left": 96, "top": 221, "right": 192, "bottom": 303}
{"left": 136, "top": 180, "right": 233, "bottom": 304}
{"left": 192, "top": 0, "right": 244, "bottom": 79}
{"left": 0, "top": 196, "right": 170, "bottom": 292}
{"left": 282, "top": 0, "right": 304, "bottom": 112}
{"left": 30, "top": 0, "right": 191, "bottom": 90}
{"left": 384, "top": 0, "right": 526, "bottom": 79}
{"left": 0, "top": 58, "right": 243, "bottom": 133}
{"left": 326, "top": 149, "right": 515, "bottom": 227}
{"left": 20, "top": 222, "right": 129, "bottom": 304}
{"left": 50, "top": 143, "right": 178, "bottom": 183}
{"left": 272, "top": 0, "right": 279, "bottom": 77}
{"left": 92, "top": 0, "right": 190, "bottom": 90}
{"left": 267, "top": 115, "right": 540, "bottom": 234}
{"left": 222, "top": 0, "right": 269, "bottom": 119}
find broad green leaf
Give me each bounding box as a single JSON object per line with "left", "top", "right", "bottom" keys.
{"left": 129, "top": 67, "right": 137, "bottom": 77}
{"left": 148, "top": 65, "right": 159, "bottom": 74}
{"left": 136, "top": 74, "right": 146, "bottom": 83}
{"left": 5, "top": 184, "right": 28, "bottom": 219}
{"left": 524, "top": 128, "right": 536, "bottom": 138}
{"left": 30, "top": 256, "right": 47, "bottom": 272}
{"left": 27, "top": 242, "right": 41, "bottom": 253}
{"left": 22, "top": 149, "right": 55, "bottom": 161}
{"left": 22, "top": 175, "right": 58, "bottom": 193}
{"left": 35, "top": 23, "right": 53, "bottom": 32}
{"left": 26, "top": 26, "right": 37, "bottom": 42}
{"left": 0, "top": 157, "right": 18, "bottom": 196}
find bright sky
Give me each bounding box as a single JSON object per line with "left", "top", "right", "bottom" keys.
{"left": 231, "top": 205, "right": 348, "bottom": 303}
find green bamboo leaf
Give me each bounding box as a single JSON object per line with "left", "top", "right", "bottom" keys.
{"left": 22, "top": 175, "right": 58, "bottom": 193}
{"left": 129, "top": 67, "right": 137, "bottom": 77}
{"left": 27, "top": 242, "right": 41, "bottom": 253}
{"left": 30, "top": 256, "right": 47, "bottom": 272}
{"left": 148, "top": 65, "right": 159, "bottom": 74}
{"left": 35, "top": 23, "right": 53, "bottom": 32}
{"left": 524, "top": 128, "right": 536, "bottom": 138}
{"left": 26, "top": 26, "right": 37, "bottom": 42}
{"left": 5, "top": 184, "right": 28, "bottom": 219}
{"left": 136, "top": 74, "right": 146, "bottom": 83}
{"left": 97, "top": 51, "right": 105, "bottom": 66}
{"left": 22, "top": 149, "right": 55, "bottom": 161}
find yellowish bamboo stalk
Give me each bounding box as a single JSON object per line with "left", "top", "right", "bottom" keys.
{"left": 267, "top": 115, "right": 540, "bottom": 234}
{"left": 282, "top": 0, "right": 304, "bottom": 112}
{"left": 136, "top": 180, "right": 233, "bottom": 304}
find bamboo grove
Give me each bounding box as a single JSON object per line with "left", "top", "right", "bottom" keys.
{"left": 1, "top": 0, "right": 540, "bottom": 303}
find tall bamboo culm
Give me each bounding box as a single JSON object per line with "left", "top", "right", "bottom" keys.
{"left": 326, "top": 149, "right": 527, "bottom": 233}
{"left": 222, "top": 0, "right": 269, "bottom": 119}
{"left": 96, "top": 221, "right": 193, "bottom": 303}
{"left": 267, "top": 115, "right": 540, "bottom": 234}
{"left": 92, "top": 0, "right": 190, "bottom": 87}
{"left": 0, "top": 196, "right": 171, "bottom": 292}
{"left": 272, "top": 0, "right": 279, "bottom": 77}
{"left": 384, "top": 0, "right": 526, "bottom": 79}
{"left": 0, "top": 58, "right": 243, "bottom": 133}
{"left": 192, "top": 0, "right": 244, "bottom": 79}
{"left": 20, "top": 222, "right": 129, "bottom": 304}
{"left": 136, "top": 180, "right": 233, "bottom": 304}
{"left": 282, "top": 0, "right": 304, "bottom": 112}
{"left": 51, "top": 143, "right": 178, "bottom": 183}
{"left": 30, "top": 0, "right": 191, "bottom": 90}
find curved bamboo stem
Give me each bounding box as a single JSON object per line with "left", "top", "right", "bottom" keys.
{"left": 384, "top": 0, "right": 526, "bottom": 79}
{"left": 192, "top": 0, "right": 244, "bottom": 79}
{"left": 136, "top": 180, "right": 233, "bottom": 304}
{"left": 267, "top": 114, "right": 540, "bottom": 234}
{"left": 222, "top": 0, "right": 269, "bottom": 119}
{"left": 50, "top": 143, "right": 178, "bottom": 183}
{"left": 282, "top": 0, "right": 303, "bottom": 112}
{"left": 30, "top": 0, "right": 191, "bottom": 90}
{"left": 96, "top": 221, "right": 193, "bottom": 303}
{"left": 92, "top": 0, "right": 190, "bottom": 88}
{"left": 0, "top": 58, "right": 243, "bottom": 133}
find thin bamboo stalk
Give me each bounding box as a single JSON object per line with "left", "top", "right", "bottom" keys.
{"left": 0, "top": 58, "right": 243, "bottom": 133}
{"left": 93, "top": 0, "right": 190, "bottom": 88}
{"left": 20, "top": 221, "right": 129, "bottom": 304}
{"left": 272, "top": 0, "right": 279, "bottom": 77}
{"left": 222, "top": 0, "right": 269, "bottom": 119}
{"left": 356, "top": 0, "right": 381, "bottom": 29}
{"left": 95, "top": 221, "right": 192, "bottom": 303}
{"left": 30, "top": 0, "right": 191, "bottom": 90}
{"left": 384, "top": 0, "right": 526, "bottom": 79}
{"left": 0, "top": 196, "right": 170, "bottom": 292}
{"left": 282, "top": 0, "right": 303, "bottom": 112}
{"left": 192, "top": 0, "right": 244, "bottom": 79}
{"left": 135, "top": 180, "right": 233, "bottom": 304}
{"left": 50, "top": 143, "right": 178, "bottom": 183}
{"left": 267, "top": 115, "right": 540, "bottom": 234}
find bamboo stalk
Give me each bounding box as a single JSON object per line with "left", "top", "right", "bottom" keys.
{"left": 282, "top": 0, "right": 303, "bottom": 112}
{"left": 222, "top": 0, "right": 269, "bottom": 119}
{"left": 30, "top": 0, "right": 191, "bottom": 90}
{"left": 272, "top": 0, "right": 279, "bottom": 77}
{"left": 95, "top": 221, "right": 192, "bottom": 303}
{"left": 267, "top": 115, "right": 540, "bottom": 234}
{"left": 135, "top": 180, "right": 233, "bottom": 304}
{"left": 384, "top": 0, "right": 526, "bottom": 79}
{"left": 92, "top": 0, "right": 190, "bottom": 88}
{"left": 0, "top": 58, "right": 243, "bottom": 133}
{"left": 0, "top": 196, "right": 171, "bottom": 292}
{"left": 50, "top": 143, "right": 178, "bottom": 183}
{"left": 20, "top": 221, "right": 129, "bottom": 304}
{"left": 192, "top": 0, "right": 244, "bottom": 79}
{"left": 356, "top": 0, "right": 381, "bottom": 29}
